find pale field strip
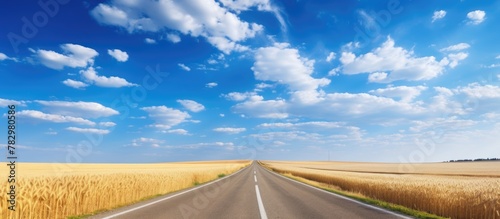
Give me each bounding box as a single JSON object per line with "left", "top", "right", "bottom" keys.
{"left": 263, "top": 161, "right": 500, "bottom": 219}
{"left": 265, "top": 160, "right": 500, "bottom": 177}
{"left": 0, "top": 160, "right": 251, "bottom": 219}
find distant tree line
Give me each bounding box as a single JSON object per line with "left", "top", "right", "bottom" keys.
{"left": 445, "top": 158, "right": 500, "bottom": 162}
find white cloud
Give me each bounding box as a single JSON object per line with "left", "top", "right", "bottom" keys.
{"left": 440, "top": 43, "right": 470, "bottom": 52}
{"left": 255, "top": 83, "right": 273, "bottom": 91}
{"left": 219, "top": 113, "right": 225, "bottom": 117}
{"left": 358, "top": 10, "right": 377, "bottom": 32}
{"left": 467, "top": 10, "right": 486, "bottom": 25}
{"left": 340, "top": 36, "right": 454, "bottom": 83}
{"left": 219, "top": 0, "right": 273, "bottom": 12}
{"left": 258, "top": 121, "right": 344, "bottom": 129}
{"left": 0, "top": 53, "right": 8, "bottom": 61}
{"left": 289, "top": 92, "right": 424, "bottom": 119}
{"left": 369, "top": 86, "right": 427, "bottom": 102}
{"left": 141, "top": 106, "right": 190, "bottom": 129}
{"left": 62, "top": 79, "right": 89, "bottom": 89}
{"left": 448, "top": 52, "right": 468, "bottom": 68}
{"left": 35, "top": 100, "right": 119, "bottom": 118}
{"left": 455, "top": 83, "right": 500, "bottom": 99}
{"left": 232, "top": 95, "right": 288, "bottom": 118}
{"left": 223, "top": 92, "right": 255, "bottom": 101}
{"left": 253, "top": 43, "right": 330, "bottom": 91}
{"left": 66, "top": 127, "right": 110, "bottom": 135}
{"left": 409, "top": 117, "right": 477, "bottom": 133}
{"left": 131, "top": 137, "right": 165, "bottom": 147}
{"left": 99, "top": 122, "right": 116, "bottom": 127}
{"left": 496, "top": 55, "right": 500, "bottom": 59}
{"left": 432, "top": 10, "right": 446, "bottom": 22}
{"left": 144, "top": 38, "right": 157, "bottom": 44}
{"left": 207, "top": 36, "right": 250, "bottom": 54}
{"left": 206, "top": 82, "right": 218, "bottom": 88}
{"left": 178, "top": 63, "right": 191, "bottom": 71}
{"left": 0, "top": 98, "right": 26, "bottom": 107}
{"left": 107, "top": 49, "right": 129, "bottom": 62}
{"left": 163, "top": 129, "right": 189, "bottom": 135}
{"left": 177, "top": 99, "right": 205, "bottom": 112}
{"left": 80, "top": 67, "right": 137, "bottom": 88}
{"left": 213, "top": 127, "right": 246, "bottom": 134}
{"left": 34, "top": 44, "right": 98, "bottom": 70}
{"left": 17, "top": 110, "right": 95, "bottom": 126}
{"left": 90, "top": 0, "right": 264, "bottom": 53}
{"left": 166, "top": 33, "right": 181, "bottom": 43}
{"left": 219, "top": 0, "right": 286, "bottom": 33}
{"left": 368, "top": 72, "right": 388, "bottom": 82}
{"left": 0, "top": 52, "right": 16, "bottom": 61}
{"left": 327, "top": 67, "right": 340, "bottom": 76}
{"left": 326, "top": 52, "right": 336, "bottom": 62}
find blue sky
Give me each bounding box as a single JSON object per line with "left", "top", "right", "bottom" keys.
{"left": 1, "top": 0, "right": 500, "bottom": 163}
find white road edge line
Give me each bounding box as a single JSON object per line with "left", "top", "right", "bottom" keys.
{"left": 101, "top": 165, "right": 250, "bottom": 219}
{"left": 254, "top": 175, "right": 257, "bottom": 182}
{"left": 260, "top": 165, "right": 413, "bottom": 219}
{"left": 255, "top": 185, "right": 268, "bottom": 219}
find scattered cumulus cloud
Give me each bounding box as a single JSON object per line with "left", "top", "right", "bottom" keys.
{"left": 232, "top": 95, "right": 288, "bottom": 118}
{"left": 223, "top": 92, "right": 255, "bottom": 101}
{"left": 34, "top": 100, "right": 119, "bottom": 118}
{"left": 258, "top": 121, "right": 345, "bottom": 129}
{"left": 141, "top": 106, "right": 190, "bottom": 130}
{"left": 131, "top": 137, "right": 164, "bottom": 147}
{"left": 440, "top": 43, "right": 470, "bottom": 52}
{"left": 17, "top": 110, "right": 96, "bottom": 126}
{"left": 0, "top": 98, "right": 26, "bottom": 107}
{"left": 340, "top": 36, "right": 462, "bottom": 83}
{"left": 219, "top": 0, "right": 273, "bottom": 12}
{"left": 144, "top": 38, "right": 157, "bottom": 44}
{"left": 252, "top": 43, "right": 330, "bottom": 103}
{"left": 213, "top": 127, "right": 246, "bottom": 134}
{"left": 253, "top": 43, "right": 330, "bottom": 91}
{"left": 369, "top": 86, "right": 427, "bottom": 102}
{"left": 177, "top": 99, "right": 205, "bottom": 112}
{"left": 107, "top": 49, "right": 129, "bottom": 62}
{"left": 455, "top": 83, "right": 500, "bottom": 99}
{"left": 34, "top": 44, "right": 98, "bottom": 70}
{"left": 206, "top": 82, "right": 218, "bottom": 88}
{"left": 66, "top": 127, "right": 110, "bottom": 134}
{"left": 0, "top": 52, "right": 16, "bottom": 61}
{"left": 178, "top": 63, "right": 191, "bottom": 71}
{"left": 62, "top": 79, "right": 89, "bottom": 89}
{"left": 432, "top": 10, "right": 446, "bottom": 22}
{"left": 326, "top": 52, "right": 336, "bottom": 62}
{"left": 163, "top": 129, "right": 189, "bottom": 135}
{"left": 90, "top": 0, "right": 265, "bottom": 53}
{"left": 99, "top": 121, "right": 116, "bottom": 127}
{"left": 447, "top": 52, "right": 468, "bottom": 68}
{"left": 166, "top": 33, "right": 181, "bottom": 43}
{"left": 0, "top": 53, "right": 9, "bottom": 61}
{"left": 467, "top": 10, "right": 486, "bottom": 25}
{"left": 80, "top": 67, "right": 137, "bottom": 88}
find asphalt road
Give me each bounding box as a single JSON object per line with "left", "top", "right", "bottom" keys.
{"left": 91, "top": 162, "right": 412, "bottom": 219}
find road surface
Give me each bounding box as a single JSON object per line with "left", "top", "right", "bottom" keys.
{"left": 91, "top": 162, "right": 412, "bottom": 219}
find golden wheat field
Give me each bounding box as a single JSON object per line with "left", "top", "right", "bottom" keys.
{"left": 0, "top": 160, "right": 250, "bottom": 219}
{"left": 262, "top": 161, "right": 500, "bottom": 219}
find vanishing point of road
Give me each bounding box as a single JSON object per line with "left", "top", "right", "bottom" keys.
{"left": 91, "top": 162, "right": 412, "bottom": 219}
